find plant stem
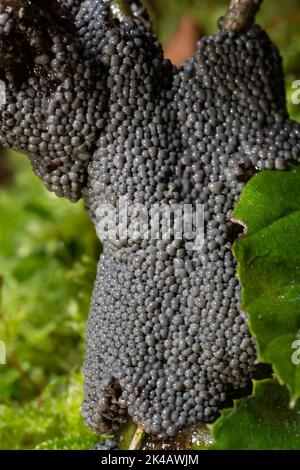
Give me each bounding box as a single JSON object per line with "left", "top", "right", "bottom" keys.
{"left": 108, "top": 0, "right": 131, "bottom": 20}
{"left": 220, "top": 0, "right": 264, "bottom": 32}
{"left": 128, "top": 427, "right": 145, "bottom": 450}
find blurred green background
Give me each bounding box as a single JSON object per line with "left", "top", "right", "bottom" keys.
{"left": 0, "top": 0, "right": 299, "bottom": 450}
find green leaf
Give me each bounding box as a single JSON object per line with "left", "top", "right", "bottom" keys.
{"left": 210, "top": 379, "right": 300, "bottom": 450}
{"left": 232, "top": 166, "right": 300, "bottom": 237}
{"left": 232, "top": 166, "right": 300, "bottom": 404}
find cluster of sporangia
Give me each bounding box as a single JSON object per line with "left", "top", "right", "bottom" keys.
{"left": 0, "top": 0, "right": 300, "bottom": 446}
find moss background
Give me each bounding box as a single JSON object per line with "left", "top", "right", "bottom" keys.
{"left": 0, "top": 0, "right": 299, "bottom": 450}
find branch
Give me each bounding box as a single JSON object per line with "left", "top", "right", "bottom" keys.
{"left": 108, "top": 0, "right": 131, "bottom": 20}
{"left": 128, "top": 427, "right": 145, "bottom": 450}
{"left": 220, "top": 0, "right": 264, "bottom": 32}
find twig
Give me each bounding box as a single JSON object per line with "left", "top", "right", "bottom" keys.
{"left": 107, "top": 0, "right": 131, "bottom": 20}
{"left": 220, "top": 0, "right": 264, "bottom": 32}
{"left": 128, "top": 427, "right": 145, "bottom": 450}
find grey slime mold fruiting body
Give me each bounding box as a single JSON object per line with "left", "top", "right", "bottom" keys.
{"left": 0, "top": 0, "right": 300, "bottom": 439}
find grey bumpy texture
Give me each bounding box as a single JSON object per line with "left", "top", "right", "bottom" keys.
{"left": 0, "top": 0, "right": 300, "bottom": 439}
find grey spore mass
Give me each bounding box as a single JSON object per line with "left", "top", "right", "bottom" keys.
{"left": 0, "top": 0, "right": 300, "bottom": 439}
